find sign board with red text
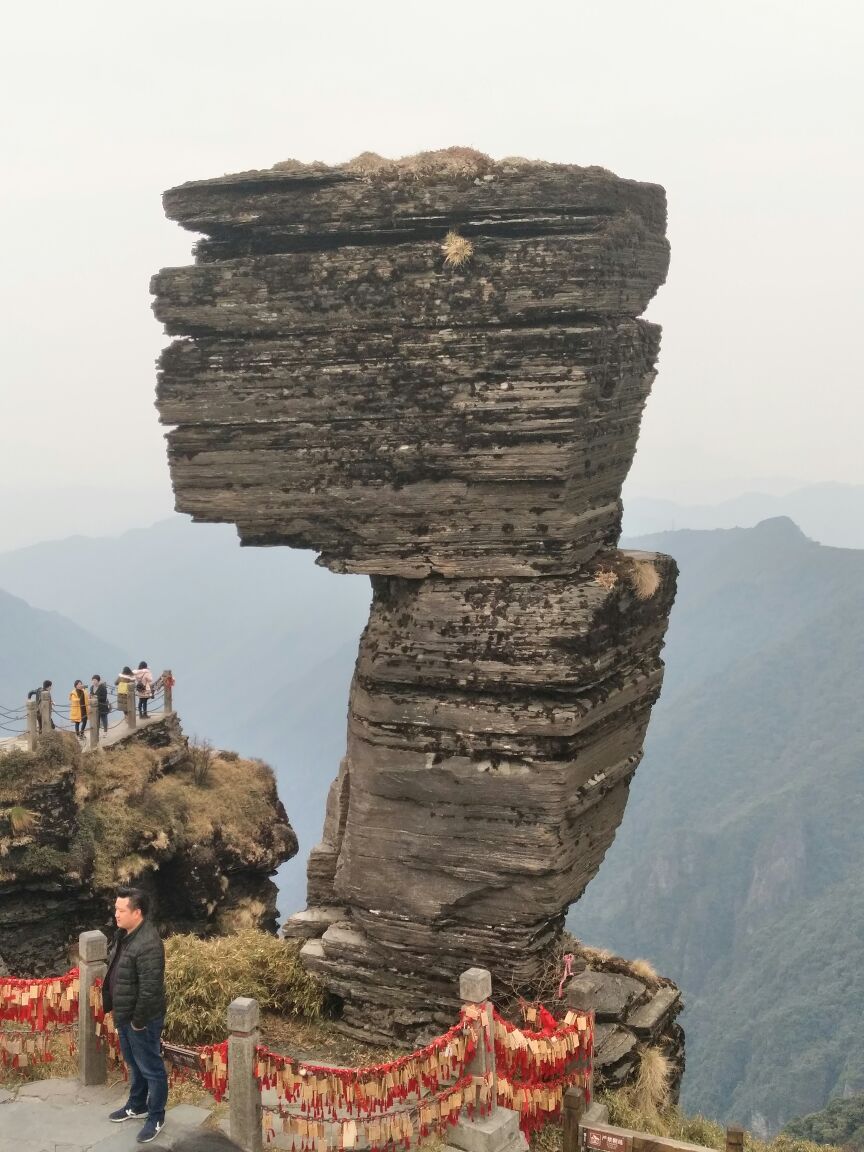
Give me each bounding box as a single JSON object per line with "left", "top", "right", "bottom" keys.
{"left": 580, "top": 1124, "right": 710, "bottom": 1152}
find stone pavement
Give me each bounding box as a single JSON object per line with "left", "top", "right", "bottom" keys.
{"left": 0, "top": 1079, "right": 213, "bottom": 1152}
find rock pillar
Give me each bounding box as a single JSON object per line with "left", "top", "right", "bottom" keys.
{"left": 153, "top": 150, "right": 677, "bottom": 1042}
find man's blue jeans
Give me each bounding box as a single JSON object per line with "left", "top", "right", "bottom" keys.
{"left": 117, "top": 1017, "right": 168, "bottom": 1124}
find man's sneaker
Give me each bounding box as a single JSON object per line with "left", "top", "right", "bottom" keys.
{"left": 137, "top": 1119, "right": 164, "bottom": 1144}
{"left": 109, "top": 1106, "right": 148, "bottom": 1123}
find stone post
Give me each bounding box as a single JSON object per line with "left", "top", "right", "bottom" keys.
{"left": 447, "top": 968, "right": 526, "bottom": 1152}
{"left": 86, "top": 691, "right": 98, "bottom": 746}
{"left": 162, "top": 670, "right": 173, "bottom": 714}
{"left": 78, "top": 930, "right": 108, "bottom": 1086}
{"left": 563, "top": 1086, "right": 587, "bottom": 1152}
{"left": 459, "top": 967, "right": 496, "bottom": 1096}
{"left": 26, "top": 699, "right": 38, "bottom": 751}
{"left": 726, "top": 1127, "right": 745, "bottom": 1152}
{"left": 39, "top": 691, "right": 52, "bottom": 737}
{"left": 88, "top": 706, "right": 99, "bottom": 751}
{"left": 126, "top": 683, "right": 137, "bottom": 730}
{"left": 227, "top": 996, "right": 262, "bottom": 1152}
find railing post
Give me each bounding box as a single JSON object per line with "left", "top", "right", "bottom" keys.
{"left": 459, "top": 967, "right": 497, "bottom": 1104}
{"left": 26, "top": 699, "right": 38, "bottom": 751}
{"left": 162, "top": 669, "right": 173, "bottom": 714}
{"left": 39, "top": 692, "right": 52, "bottom": 736}
{"left": 126, "top": 683, "right": 137, "bottom": 730}
{"left": 88, "top": 708, "right": 99, "bottom": 750}
{"left": 449, "top": 968, "right": 525, "bottom": 1152}
{"left": 78, "top": 930, "right": 108, "bottom": 1086}
{"left": 564, "top": 1086, "right": 587, "bottom": 1152}
{"left": 228, "top": 996, "right": 262, "bottom": 1152}
{"left": 726, "top": 1126, "right": 745, "bottom": 1152}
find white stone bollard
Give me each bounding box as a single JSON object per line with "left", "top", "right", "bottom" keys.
{"left": 78, "top": 930, "right": 108, "bottom": 1086}
{"left": 448, "top": 967, "right": 527, "bottom": 1152}
{"left": 227, "top": 996, "right": 262, "bottom": 1152}
{"left": 26, "top": 699, "right": 38, "bottom": 751}
{"left": 39, "top": 692, "right": 52, "bottom": 737}
{"left": 126, "top": 681, "right": 137, "bottom": 730}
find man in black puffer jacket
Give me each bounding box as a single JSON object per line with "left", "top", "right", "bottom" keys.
{"left": 102, "top": 887, "right": 169, "bottom": 1144}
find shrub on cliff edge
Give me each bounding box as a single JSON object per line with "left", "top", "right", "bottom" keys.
{"left": 532, "top": 1096, "right": 843, "bottom": 1152}
{"left": 163, "top": 929, "right": 325, "bottom": 1045}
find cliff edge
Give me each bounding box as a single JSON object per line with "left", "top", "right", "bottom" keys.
{"left": 0, "top": 719, "right": 297, "bottom": 973}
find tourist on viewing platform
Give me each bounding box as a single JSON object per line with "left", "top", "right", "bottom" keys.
{"left": 69, "top": 679, "right": 89, "bottom": 738}
{"left": 115, "top": 666, "right": 136, "bottom": 712}
{"left": 27, "top": 679, "right": 54, "bottom": 733}
{"left": 90, "top": 674, "right": 110, "bottom": 736}
{"left": 104, "top": 886, "right": 169, "bottom": 1144}
{"left": 135, "top": 661, "right": 154, "bottom": 718}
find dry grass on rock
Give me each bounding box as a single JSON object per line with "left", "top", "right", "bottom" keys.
{"left": 629, "top": 559, "right": 662, "bottom": 601}
{"left": 532, "top": 1092, "right": 842, "bottom": 1152}
{"left": 344, "top": 146, "right": 494, "bottom": 179}
{"left": 164, "top": 930, "right": 325, "bottom": 1046}
{"left": 74, "top": 743, "right": 286, "bottom": 888}
{"left": 260, "top": 1010, "right": 400, "bottom": 1068}
{"left": 628, "top": 1046, "right": 672, "bottom": 1116}
{"left": 0, "top": 732, "right": 80, "bottom": 800}
{"left": 599, "top": 1092, "right": 841, "bottom": 1152}
{"left": 628, "top": 957, "right": 661, "bottom": 986}
{"left": 442, "top": 231, "right": 474, "bottom": 268}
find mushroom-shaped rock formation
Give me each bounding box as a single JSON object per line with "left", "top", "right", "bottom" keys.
{"left": 153, "top": 150, "right": 677, "bottom": 1043}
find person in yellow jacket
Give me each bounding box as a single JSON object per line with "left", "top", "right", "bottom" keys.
{"left": 69, "top": 680, "right": 89, "bottom": 738}
{"left": 115, "top": 666, "right": 136, "bottom": 714}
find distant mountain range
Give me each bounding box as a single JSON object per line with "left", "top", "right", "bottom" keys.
{"left": 0, "top": 588, "right": 125, "bottom": 713}
{"left": 0, "top": 483, "right": 175, "bottom": 552}
{"left": 622, "top": 482, "right": 864, "bottom": 548}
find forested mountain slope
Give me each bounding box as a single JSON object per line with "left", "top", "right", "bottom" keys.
{"left": 571, "top": 518, "right": 864, "bottom": 1133}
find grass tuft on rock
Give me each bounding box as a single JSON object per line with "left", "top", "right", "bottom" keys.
{"left": 628, "top": 1046, "right": 672, "bottom": 1116}
{"left": 628, "top": 957, "right": 660, "bottom": 985}
{"left": 74, "top": 743, "right": 289, "bottom": 888}
{"left": 442, "top": 230, "right": 474, "bottom": 269}
{"left": 602, "top": 1093, "right": 841, "bottom": 1152}
{"left": 163, "top": 929, "right": 325, "bottom": 1046}
{"left": 0, "top": 732, "right": 80, "bottom": 798}
{"left": 533, "top": 1095, "right": 843, "bottom": 1152}
{"left": 629, "top": 559, "right": 662, "bottom": 601}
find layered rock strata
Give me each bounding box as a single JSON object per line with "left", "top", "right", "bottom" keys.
{"left": 153, "top": 150, "right": 677, "bottom": 1042}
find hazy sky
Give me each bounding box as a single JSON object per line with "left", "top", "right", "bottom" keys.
{"left": 2, "top": 0, "right": 862, "bottom": 532}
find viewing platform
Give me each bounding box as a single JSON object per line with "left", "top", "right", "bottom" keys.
{"left": 0, "top": 671, "right": 174, "bottom": 757}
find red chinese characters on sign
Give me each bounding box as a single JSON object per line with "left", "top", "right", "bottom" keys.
{"left": 584, "top": 1130, "right": 633, "bottom": 1152}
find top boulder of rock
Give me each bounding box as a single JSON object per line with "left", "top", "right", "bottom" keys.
{"left": 153, "top": 150, "right": 669, "bottom": 576}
